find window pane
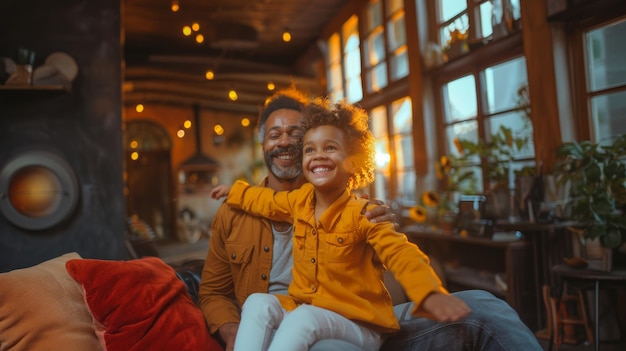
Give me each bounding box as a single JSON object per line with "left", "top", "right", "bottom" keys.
{"left": 484, "top": 57, "right": 528, "bottom": 114}
{"left": 386, "top": 0, "right": 403, "bottom": 15}
{"left": 586, "top": 18, "right": 626, "bottom": 92}
{"left": 438, "top": 0, "right": 466, "bottom": 23}
{"left": 390, "top": 49, "right": 408, "bottom": 80}
{"left": 443, "top": 75, "right": 477, "bottom": 123}
{"left": 590, "top": 90, "right": 626, "bottom": 142}
{"left": 485, "top": 112, "right": 535, "bottom": 160}
{"left": 391, "top": 97, "right": 412, "bottom": 134}
{"left": 446, "top": 120, "right": 479, "bottom": 160}
{"left": 367, "top": 63, "right": 388, "bottom": 93}
{"left": 374, "top": 171, "right": 389, "bottom": 203}
{"left": 370, "top": 105, "right": 388, "bottom": 138}
{"left": 396, "top": 169, "right": 416, "bottom": 206}
{"left": 395, "top": 135, "right": 414, "bottom": 168}
{"left": 387, "top": 12, "right": 406, "bottom": 51}
{"left": 364, "top": 29, "right": 385, "bottom": 67}
{"left": 328, "top": 33, "right": 341, "bottom": 62}
{"left": 479, "top": 1, "right": 493, "bottom": 38}
{"left": 365, "top": 0, "right": 382, "bottom": 31}
{"left": 346, "top": 75, "right": 363, "bottom": 103}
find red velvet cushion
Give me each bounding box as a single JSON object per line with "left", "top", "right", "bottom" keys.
{"left": 66, "top": 257, "right": 222, "bottom": 351}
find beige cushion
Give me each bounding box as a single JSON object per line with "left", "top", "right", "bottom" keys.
{"left": 0, "top": 252, "right": 102, "bottom": 351}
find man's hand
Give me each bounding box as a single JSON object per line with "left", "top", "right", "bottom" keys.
{"left": 418, "top": 292, "right": 471, "bottom": 322}
{"left": 218, "top": 322, "right": 239, "bottom": 351}
{"left": 360, "top": 194, "right": 399, "bottom": 230}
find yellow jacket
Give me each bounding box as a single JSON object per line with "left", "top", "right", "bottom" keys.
{"left": 198, "top": 180, "right": 277, "bottom": 335}
{"left": 227, "top": 181, "right": 448, "bottom": 333}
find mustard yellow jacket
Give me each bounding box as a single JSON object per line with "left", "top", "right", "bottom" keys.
{"left": 227, "top": 181, "right": 448, "bottom": 333}
{"left": 198, "top": 179, "right": 278, "bottom": 335}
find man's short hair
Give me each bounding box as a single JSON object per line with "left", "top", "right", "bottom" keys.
{"left": 258, "top": 88, "right": 310, "bottom": 142}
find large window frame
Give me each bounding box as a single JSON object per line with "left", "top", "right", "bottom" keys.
{"left": 570, "top": 14, "right": 626, "bottom": 143}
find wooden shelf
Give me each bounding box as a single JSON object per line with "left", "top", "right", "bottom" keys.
{"left": 0, "top": 85, "right": 66, "bottom": 91}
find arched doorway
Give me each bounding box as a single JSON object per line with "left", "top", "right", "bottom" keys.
{"left": 124, "top": 120, "right": 175, "bottom": 242}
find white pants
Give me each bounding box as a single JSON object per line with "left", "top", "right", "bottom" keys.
{"left": 233, "top": 293, "right": 383, "bottom": 351}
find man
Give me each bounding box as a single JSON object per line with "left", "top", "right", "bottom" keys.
{"left": 198, "top": 88, "right": 542, "bottom": 351}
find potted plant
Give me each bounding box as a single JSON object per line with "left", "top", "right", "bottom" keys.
{"left": 553, "top": 135, "right": 626, "bottom": 269}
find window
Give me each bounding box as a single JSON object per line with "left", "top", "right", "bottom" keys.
{"left": 363, "top": 0, "right": 408, "bottom": 94}
{"left": 370, "top": 97, "right": 415, "bottom": 206}
{"left": 583, "top": 18, "right": 626, "bottom": 142}
{"left": 326, "top": 16, "right": 362, "bottom": 103}
{"left": 442, "top": 57, "right": 534, "bottom": 192}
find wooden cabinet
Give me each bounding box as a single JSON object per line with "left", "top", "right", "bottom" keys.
{"left": 402, "top": 225, "right": 538, "bottom": 331}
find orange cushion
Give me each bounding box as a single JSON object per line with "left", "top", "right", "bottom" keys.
{"left": 65, "top": 256, "right": 222, "bottom": 351}
{"left": 0, "top": 252, "right": 102, "bottom": 351}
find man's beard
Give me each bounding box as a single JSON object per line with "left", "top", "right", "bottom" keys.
{"left": 264, "top": 145, "right": 302, "bottom": 182}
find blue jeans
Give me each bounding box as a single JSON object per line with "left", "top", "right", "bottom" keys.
{"left": 310, "top": 290, "right": 542, "bottom": 351}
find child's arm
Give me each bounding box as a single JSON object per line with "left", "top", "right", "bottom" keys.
{"left": 210, "top": 184, "right": 231, "bottom": 199}
{"left": 417, "top": 292, "right": 471, "bottom": 322}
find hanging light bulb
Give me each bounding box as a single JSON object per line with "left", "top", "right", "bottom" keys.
{"left": 267, "top": 82, "right": 275, "bottom": 91}
{"left": 241, "top": 117, "right": 250, "bottom": 127}
{"left": 171, "top": 1, "right": 180, "bottom": 12}
{"left": 195, "top": 34, "right": 205, "bottom": 44}
{"left": 192, "top": 22, "right": 200, "bottom": 31}
{"left": 205, "top": 70, "right": 215, "bottom": 80}
{"left": 135, "top": 103, "right": 144, "bottom": 113}
{"left": 228, "top": 90, "right": 238, "bottom": 101}
{"left": 213, "top": 124, "right": 225, "bottom": 136}
{"left": 282, "top": 28, "right": 292, "bottom": 42}
{"left": 177, "top": 129, "right": 185, "bottom": 138}
{"left": 183, "top": 120, "right": 192, "bottom": 129}
{"left": 182, "top": 26, "right": 192, "bottom": 36}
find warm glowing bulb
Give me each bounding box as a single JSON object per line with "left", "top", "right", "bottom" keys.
{"left": 184, "top": 120, "right": 192, "bottom": 129}
{"left": 214, "top": 124, "right": 224, "bottom": 136}
{"left": 267, "top": 82, "right": 275, "bottom": 91}
{"left": 241, "top": 118, "right": 250, "bottom": 127}
{"left": 182, "top": 26, "right": 192, "bottom": 36}
{"left": 228, "top": 90, "right": 238, "bottom": 101}
{"left": 282, "top": 31, "right": 291, "bottom": 42}
{"left": 177, "top": 129, "right": 185, "bottom": 138}
{"left": 195, "top": 34, "right": 204, "bottom": 43}
{"left": 130, "top": 140, "right": 138, "bottom": 149}
{"left": 131, "top": 152, "right": 139, "bottom": 161}
{"left": 205, "top": 70, "right": 214, "bottom": 80}
{"left": 192, "top": 22, "right": 200, "bottom": 31}
{"left": 135, "top": 104, "right": 144, "bottom": 113}
{"left": 171, "top": 1, "right": 179, "bottom": 12}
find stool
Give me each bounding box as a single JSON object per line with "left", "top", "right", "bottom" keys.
{"left": 549, "top": 264, "right": 626, "bottom": 351}
{"left": 544, "top": 284, "right": 593, "bottom": 349}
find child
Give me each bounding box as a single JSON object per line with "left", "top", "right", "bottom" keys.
{"left": 210, "top": 99, "right": 470, "bottom": 351}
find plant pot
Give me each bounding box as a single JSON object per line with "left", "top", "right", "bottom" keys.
{"left": 582, "top": 237, "right": 613, "bottom": 272}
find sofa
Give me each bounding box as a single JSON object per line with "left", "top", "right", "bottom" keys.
{"left": 0, "top": 252, "right": 224, "bottom": 351}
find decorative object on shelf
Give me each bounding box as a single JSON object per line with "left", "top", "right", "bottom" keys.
{"left": 423, "top": 42, "right": 443, "bottom": 69}
{"left": 553, "top": 134, "right": 626, "bottom": 257}
{"left": 5, "top": 47, "right": 35, "bottom": 86}
{"left": 32, "top": 52, "right": 78, "bottom": 90}
{"left": 442, "top": 28, "right": 469, "bottom": 62}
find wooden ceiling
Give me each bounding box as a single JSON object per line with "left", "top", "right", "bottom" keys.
{"left": 123, "top": 0, "right": 350, "bottom": 114}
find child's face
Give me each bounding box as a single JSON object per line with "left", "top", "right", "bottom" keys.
{"left": 301, "top": 125, "right": 352, "bottom": 193}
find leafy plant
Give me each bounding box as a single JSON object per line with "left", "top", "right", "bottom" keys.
{"left": 553, "top": 135, "right": 626, "bottom": 248}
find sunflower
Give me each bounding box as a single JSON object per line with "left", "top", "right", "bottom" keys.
{"left": 409, "top": 205, "right": 428, "bottom": 223}
{"left": 421, "top": 191, "right": 440, "bottom": 207}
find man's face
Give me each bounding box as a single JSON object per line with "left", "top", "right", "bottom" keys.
{"left": 261, "top": 109, "right": 305, "bottom": 182}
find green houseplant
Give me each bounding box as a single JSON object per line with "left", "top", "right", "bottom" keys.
{"left": 553, "top": 134, "right": 626, "bottom": 250}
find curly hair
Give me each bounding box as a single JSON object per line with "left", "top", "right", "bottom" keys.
{"left": 301, "top": 98, "right": 376, "bottom": 190}
{"left": 257, "top": 88, "right": 310, "bottom": 142}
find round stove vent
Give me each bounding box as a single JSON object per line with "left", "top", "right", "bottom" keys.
{"left": 0, "top": 150, "right": 79, "bottom": 231}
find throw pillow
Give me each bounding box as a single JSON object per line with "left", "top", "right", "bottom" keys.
{"left": 65, "top": 256, "right": 223, "bottom": 351}
{"left": 0, "top": 252, "right": 102, "bottom": 351}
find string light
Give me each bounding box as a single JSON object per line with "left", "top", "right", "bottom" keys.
{"left": 228, "top": 90, "right": 238, "bottom": 101}
{"left": 205, "top": 70, "right": 215, "bottom": 80}
{"left": 267, "top": 82, "right": 275, "bottom": 91}
{"left": 192, "top": 22, "right": 200, "bottom": 31}
{"left": 195, "top": 34, "right": 205, "bottom": 43}
{"left": 177, "top": 129, "right": 185, "bottom": 138}
{"left": 171, "top": 1, "right": 180, "bottom": 12}
{"left": 241, "top": 118, "right": 250, "bottom": 127}
{"left": 282, "top": 28, "right": 292, "bottom": 42}
{"left": 213, "top": 124, "right": 224, "bottom": 136}
{"left": 183, "top": 120, "right": 192, "bottom": 129}
{"left": 135, "top": 104, "right": 144, "bottom": 113}
{"left": 182, "top": 26, "right": 192, "bottom": 36}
